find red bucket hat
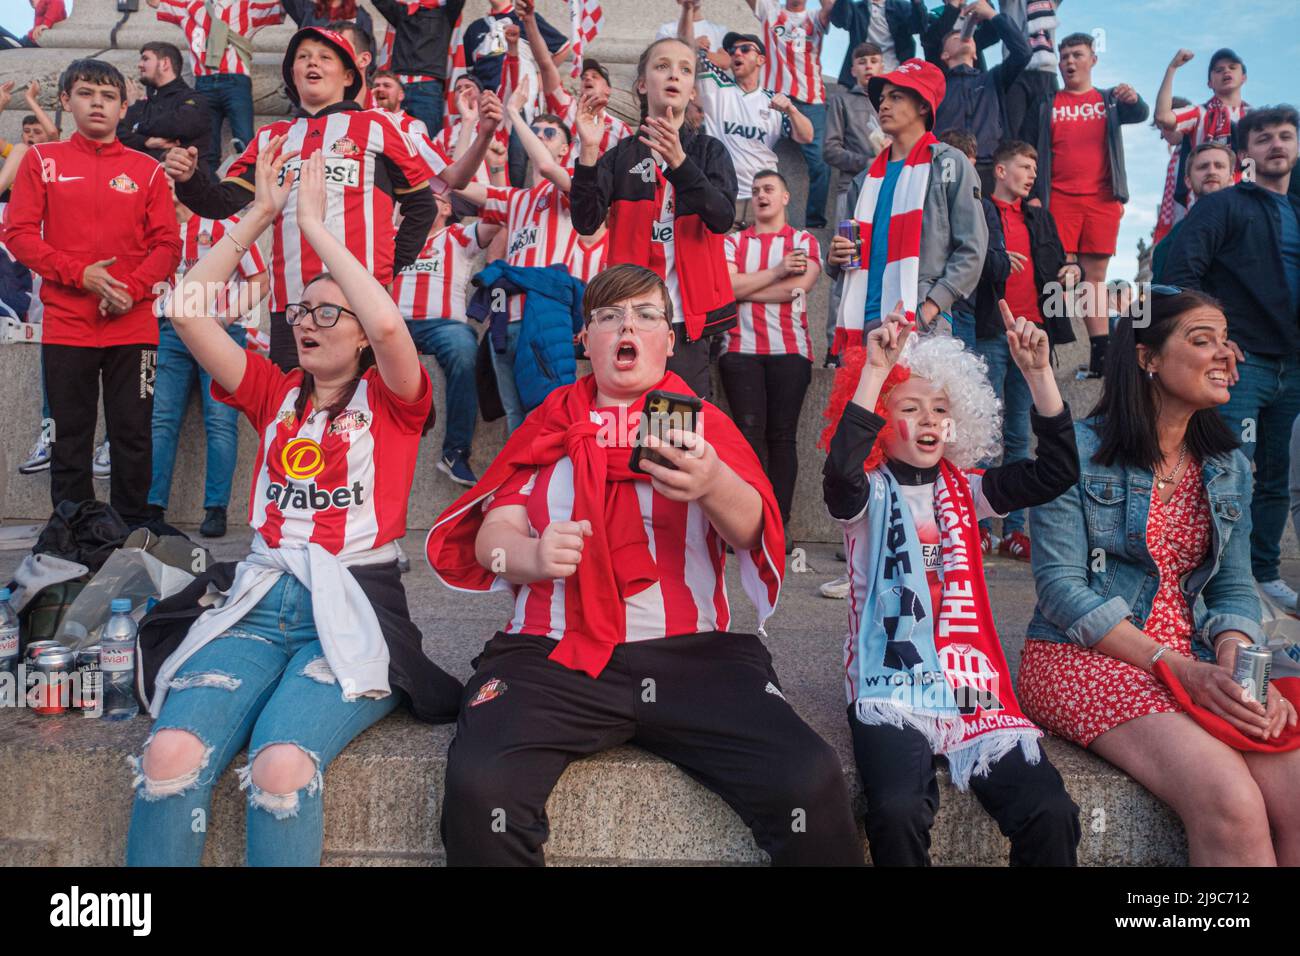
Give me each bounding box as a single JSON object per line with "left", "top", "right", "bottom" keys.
{"left": 867, "top": 58, "right": 947, "bottom": 130}
{"left": 283, "top": 26, "right": 363, "bottom": 107}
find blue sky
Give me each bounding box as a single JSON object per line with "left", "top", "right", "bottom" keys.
{"left": 2, "top": 0, "right": 1294, "bottom": 277}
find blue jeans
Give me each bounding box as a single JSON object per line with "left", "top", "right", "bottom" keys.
{"left": 125, "top": 576, "right": 401, "bottom": 866}
{"left": 974, "top": 335, "right": 1031, "bottom": 536}
{"left": 402, "top": 79, "right": 446, "bottom": 139}
{"left": 489, "top": 321, "right": 525, "bottom": 434}
{"left": 149, "top": 321, "right": 245, "bottom": 510}
{"left": 791, "top": 99, "right": 830, "bottom": 228}
{"left": 195, "top": 73, "right": 254, "bottom": 171}
{"left": 1217, "top": 351, "right": 1300, "bottom": 582}
{"left": 405, "top": 318, "right": 478, "bottom": 456}
{"left": 949, "top": 309, "right": 976, "bottom": 351}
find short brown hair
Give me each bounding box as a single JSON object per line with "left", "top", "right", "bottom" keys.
{"left": 993, "top": 139, "right": 1038, "bottom": 167}
{"left": 938, "top": 130, "right": 977, "bottom": 161}
{"left": 851, "top": 42, "right": 882, "bottom": 60}
{"left": 583, "top": 264, "right": 672, "bottom": 325}
{"left": 1189, "top": 140, "right": 1236, "bottom": 170}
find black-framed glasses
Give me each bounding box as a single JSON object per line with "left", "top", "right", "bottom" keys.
{"left": 588, "top": 305, "right": 670, "bottom": 330}
{"left": 285, "top": 302, "right": 359, "bottom": 328}
{"left": 730, "top": 43, "right": 760, "bottom": 55}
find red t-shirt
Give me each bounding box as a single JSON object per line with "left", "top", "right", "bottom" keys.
{"left": 1050, "top": 89, "right": 1112, "bottom": 197}
{"left": 214, "top": 352, "right": 432, "bottom": 557}
{"left": 992, "top": 197, "right": 1043, "bottom": 326}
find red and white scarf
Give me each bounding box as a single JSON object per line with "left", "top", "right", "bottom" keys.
{"left": 854, "top": 460, "right": 1042, "bottom": 788}
{"left": 833, "top": 132, "right": 936, "bottom": 353}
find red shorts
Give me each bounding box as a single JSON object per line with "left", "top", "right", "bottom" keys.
{"left": 1050, "top": 190, "right": 1123, "bottom": 256}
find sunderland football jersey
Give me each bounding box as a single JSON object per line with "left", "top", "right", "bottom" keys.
{"left": 568, "top": 231, "right": 609, "bottom": 284}
{"left": 480, "top": 180, "right": 575, "bottom": 321}
{"left": 215, "top": 351, "right": 433, "bottom": 557}
{"left": 392, "top": 222, "right": 486, "bottom": 322}
{"left": 156, "top": 213, "right": 267, "bottom": 322}
{"left": 224, "top": 106, "right": 437, "bottom": 313}
{"left": 486, "top": 406, "right": 738, "bottom": 641}
{"left": 154, "top": 0, "right": 283, "bottom": 77}
{"left": 754, "top": 0, "right": 827, "bottom": 105}
{"left": 724, "top": 225, "right": 820, "bottom": 358}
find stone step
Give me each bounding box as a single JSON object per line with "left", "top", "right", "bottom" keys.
{"left": 0, "top": 687, "right": 1186, "bottom": 867}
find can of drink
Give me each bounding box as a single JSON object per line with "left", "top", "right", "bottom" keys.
{"left": 960, "top": 14, "right": 978, "bottom": 39}
{"left": 26, "top": 643, "right": 75, "bottom": 715}
{"left": 76, "top": 645, "right": 103, "bottom": 715}
{"left": 1232, "top": 644, "right": 1272, "bottom": 706}
{"left": 837, "top": 220, "right": 862, "bottom": 270}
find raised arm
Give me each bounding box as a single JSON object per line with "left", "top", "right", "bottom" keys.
{"left": 23, "top": 82, "right": 59, "bottom": 141}
{"left": 296, "top": 153, "right": 424, "bottom": 402}
{"left": 518, "top": 0, "right": 564, "bottom": 97}
{"left": 1154, "top": 49, "right": 1194, "bottom": 135}
{"left": 507, "top": 77, "right": 571, "bottom": 191}
{"left": 438, "top": 91, "right": 504, "bottom": 189}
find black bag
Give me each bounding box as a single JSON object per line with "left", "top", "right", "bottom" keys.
{"left": 34, "top": 500, "right": 131, "bottom": 572}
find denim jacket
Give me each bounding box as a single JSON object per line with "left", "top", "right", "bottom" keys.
{"left": 1026, "top": 418, "right": 1263, "bottom": 658}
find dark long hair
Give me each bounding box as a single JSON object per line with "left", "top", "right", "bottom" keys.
{"left": 292, "top": 274, "right": 436, "bottom": 435}
{"left": 1089, "top": 289, "right": 1239, "bottom": 471}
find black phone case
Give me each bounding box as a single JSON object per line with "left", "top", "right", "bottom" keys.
{"left": 629, "top": 390, "right": 702, "bottom": 475}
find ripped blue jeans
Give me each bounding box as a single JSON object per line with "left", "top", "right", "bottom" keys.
{"left": 125, "top": 575, "right": 400, "bottom": 866}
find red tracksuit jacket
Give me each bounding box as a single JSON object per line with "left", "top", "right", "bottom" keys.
{"left": 2, "top": 132, "right": 182, "bottom": 347}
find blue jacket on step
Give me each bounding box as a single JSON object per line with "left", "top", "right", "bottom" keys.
{"left": 468, "top": 261, "right": 587, "bottom": 414}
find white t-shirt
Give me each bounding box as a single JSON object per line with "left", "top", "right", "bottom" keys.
{"left": 695, "top": 57, "right": 789, "bottom": 199}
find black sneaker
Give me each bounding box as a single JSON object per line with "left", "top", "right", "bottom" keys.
{"left": 199, "top": 507, "right": 227, "bottom": 538}
{"left": 823, "top": 351, "right": 841, "bottom": 369}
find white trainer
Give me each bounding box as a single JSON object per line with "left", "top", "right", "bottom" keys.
{"left": 1260, "top": 579, "right": 1299, "bottom": 611}
{"left": 820, "top": 574, "right": 851, "bottom": 600}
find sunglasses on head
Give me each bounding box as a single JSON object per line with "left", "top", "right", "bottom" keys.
{"left": 1147, "top": 284, "right": 1183, "bottom": 297}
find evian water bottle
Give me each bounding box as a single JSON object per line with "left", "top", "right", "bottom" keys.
{"left": 100, "top": 598, "right": 139, "bottom": 721}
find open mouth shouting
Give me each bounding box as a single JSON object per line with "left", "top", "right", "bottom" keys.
{"left": 299, "top": 333, "right": 321, "bottom": 351}
{"left": 614, "top": 336, "right": 639, "bottom": 371}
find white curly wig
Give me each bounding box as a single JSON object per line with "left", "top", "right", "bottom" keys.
{"left": 896, "top": 333, "right": 1003, "bottom": 470}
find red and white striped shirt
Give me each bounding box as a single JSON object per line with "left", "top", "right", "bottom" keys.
{"left": 486, "top": 407, "right": 737, "bottom": 641}
{"left": 216, "top": 351, "right": 433, "bottom": 557}
{"left": 225, "top": 107, "right": 437, "bottom": 313}
{"left": 568, "top": 231, "right": 609, "bottom": 285}
{"left": 1170, "top": 99, "right": 1247, "bottom": 149}
{"left": 545, "top": 87, "right": 632, "bottom": 165}
{"left": 155, "top": 0, "right": 283, "bottom": 77}
{"left": 754, "top": 0, "right": 827, "bottom": 105}
{"left": 480, "top": 181, "right": 576, "bottom": 321}
{"left": 724, "top": 225, "right": 820, "bottom": 358}
{"left": 392, "top": 222, "right": 487, "bottom": 322}
{"left": 157, "top": 213, "right": 267, "bottom": 322}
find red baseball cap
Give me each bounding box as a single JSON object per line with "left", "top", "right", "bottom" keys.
{"left": 283, "top": 27, "right": 363, "bottom": 107}
{"left": 867, "top": 58, "right": 947, "bottom": 130}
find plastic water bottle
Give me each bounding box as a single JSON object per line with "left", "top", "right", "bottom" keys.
{"left": 0, "top": 588, "right": 18, "bottom": 707}
{"left": 100, "top": 598, "right": 139, "bottom": 721}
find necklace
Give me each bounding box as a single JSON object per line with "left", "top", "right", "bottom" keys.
{"left": 1155, "top": 443, "right": 1187, "bottom": 491}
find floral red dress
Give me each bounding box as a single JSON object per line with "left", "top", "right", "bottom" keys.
{"left": 1018, "top": 461, "right": 1212, "bottom": 747}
